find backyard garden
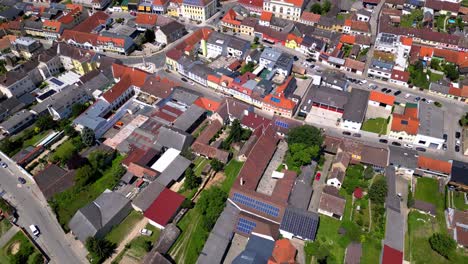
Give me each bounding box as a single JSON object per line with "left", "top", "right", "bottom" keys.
{"left": 362, "top": 118, "right": 389, "bottom": 135}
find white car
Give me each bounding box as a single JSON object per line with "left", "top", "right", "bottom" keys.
{"left": 360, "top": 80, "right": 367, "bottom": 84}
{"left": 140, "top": 228, "right": 153, "bottom": 236}
{"left": 405, "top": 93, "right": 412, "bottom": 98}
{"left": 1, "top": 163, "right": 7, "bottom": 168}
{"left": 404, "top": 144, "right": 413, "bottom": 149}
{"left": 189, "top": 81, "right": 195, "bottom": 86}
{"left": 29, "top": 225, "right": 40, "bottom": 236}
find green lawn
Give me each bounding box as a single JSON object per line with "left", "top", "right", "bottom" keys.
{"left": 452, "top": 191, "right": 468, "bottom": 211}
{"left": 169, "top": 209, "right": 208, "bottom": 264}
{"left": 361, "top": 236, "right": 382, "bottom": 264}
{"left": 220, "top": 160, "right": 244, "bottom": 193}
{"left": 22, "top": 130, "right": 50, "bottom": 148}
{"left": 400, "top": 9, "right": 423, "bottom": 28}
{"left": 362, "top": 118, "right": 388, "bottom": 135}
{"left": 414, "top": 177, "right": 446, "bottom": 233}
{"left": 429, "top": 71, "right": 444, "bottom": 82}
{"left": 193, "top": 157, "right": 209, "bottom": 177}
{"left": 106, "top": 211, "right": 143, "bottom": 245}
{"left": 0, "top": 231, "right": 42, "bottom": 264}
{"left": 113, "top": 224, "right": 161, "bottom": 264}
{"left": 50, "top": 155, "right": 125, "bottom": 231}
{"left": 313, "top": 216, "right": 347, "bottom": 263}
{"left": 0, "top": 219, "right": 12, "bottom": 237}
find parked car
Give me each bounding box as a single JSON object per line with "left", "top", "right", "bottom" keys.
{"left": 29, "top": 225, "right": 40, "bottom": 236}
{"left": 379, "top": 139, "right": 388, "bottom": 143}
{"left": 391, "top": 142, "right": 401, "bottom": 146}
{"left": 404, "top": 144, "right": 413, "bottom": 149}
{"left": 353, "top": 133, "right": 361, "bottom": 138}
{"left": 18, "top": 177, "right": 26, "bottom": 184}
{"left": 181, "top": 78, "right": 188, "bottom": 82}
{"left": 342, "top": 131, "right": 351, "bottom": 136}
{"left": 443, "top": 144, "right": 447, "bottom": 151}
{"left": 455, "top": 145, "right": 460, "bottom": 152}
{"left": 140, "top": 229, "right": 153, "bottom": 236}
{"left": 385, "top": 89, "right": 392, "bottom": 94}
{"left": 360, "top": 80, "right": 367, "bottom": 84}
{"left": 421, "top": 98, "right": 426, "bottom": 102}
{"left": 315, "top": 172, "right": 321, "bottom": 181}
{"left": 416, "top": 147, "right": 426, "bottom": 152}
{"left": 370, "top": 84, "right": 378, "bottom": 90}
{"left": 405, "top": 93, "right": 412, "bottom": 98}
{"left": 414, "top": 97, "right": 421, "bottom": 101}
{"left": 443, "top": 133, "right": 448, "bottom": 141}
{"left": 455, "top": 131, "right": 461, "bottom": 139}
{"left": 394, "top": 90, "right": 402, "bottom": 96}
{"left": 1, "top": 162, "right": 7, "bottom": 168}
{"left": 381, "top": 88, "right": 387, "bottom": 92}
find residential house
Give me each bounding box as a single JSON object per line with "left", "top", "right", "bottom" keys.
{"left": 0, "top": 110, "right": 36, "bottom": 136}
{"left": 263, "top": 0, "right": 305, "bottom": 21}
{"left": 366, "top": 91, "right": 395, "bottom": 119}
{"left": 259, "top": 47, "right": 294, "bottom": 76}
{"left": 181, "top": 0, "right": 217, "bottom": 22}
{"left": 0, "top": 60, "right": 43, "bottom": 98}
{"left": 155, "top": 20, "right": 186, "bottom": 45}
{"left": 35, "top": 164, "right": 76, "bottom": 200}
{"left": 11, "top": 37, "right": 43, "bottom": 59}
{"left": 72, "top": 0, "right": 111, "bottom": 9}
{"left": 300, "top": 11, "right": 320, "bottom": 26}
{"left": 23, "top": 20, "right": 44, "bottom": 38}
{"left": 240, "top": 17, "right": 257, "bottom": 36}
{"left": 68, "top": 190, "right": 132, "bottom": 242}
{"left": 152, "top": 0, "right": 170, "bottom": 13}
{"left": 356, "top": 9, "right": 371, "bottom": 22}
{"left": 239, "top": 0, "right": 263, "bottom": 15}
{"left": 135, "top": 13, "right": 159, "bottom": 31}
{"left": 343, "top": 58, "right": 365, "bottom": 75}
{"left": 341, "top": 88, "right": 369, "bottom": 132}
{"left": 368, "top": 59, "right": 394, "bottom": 81}
{"left": 233, "top": 234, "right": 275, "bottom": 263}
{"left": 448, "top": 160, "right": 468, "bottom": 191}
{"left": 445, "top": 208, "right": 468, "bottom": 248}
{"left": 415, "top": 103, "right": 444, "bottom": 149}
{"left": 415, "top": 155, "right": 452, "bottom": 178}
{"left": 318, "top": 186, "right": 346, "bottom": 220}
{"left": 279, "top": 207, "right": 319, "bottom": 241}
{"left": 144, "top": 189, "right": 185, "bottom": 229}
{"left": 320, "top": 71, "right": 349, "bottom": 91}
{"left": 268, "top": 239, "right": 298, "bottom": 263}
{"left": 221, "top": 8, "right": 242, "bottom": 32}
{"left": 389, "top": 69, "right": 410, "bottom": 87}
{"left": 262, "top": 76, "right": 298, "bottom": 118}
{"left": 167, "top": 0, "right": 184, "bottom": 17}
{"left": 389, "top": 103, "right": 419, "bottom": 142}
{"left": 56, "top": 43, "right": 98, "bottom": 75}
{"left": 327, "top": 151, "right": 351, "bottom": 188}
{"left": 45, "top": 86, "right": 90, "bottom": 120}
{"left": 207, "top": 32, "right": 251, "bottom": 59}
{"left": 388, "top": 145, "right": 418, "bottom": 176}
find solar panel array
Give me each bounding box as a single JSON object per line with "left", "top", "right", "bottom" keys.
{"left": 237, "top": 217, "right": 257, "bottom": 234}
{"left": 275, "top": 120, "right": 289, "bottom": 129}
{"left": 232, "top": 193, "right": 280, "bottom": 217}
{"left": 280, "top": 207, "right": 319, "bottom": 241}
{"left": 271, "top": 97, "right": 281, "bottom": 103}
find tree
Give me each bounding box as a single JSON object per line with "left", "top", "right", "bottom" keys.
{"left": 36, "top": 114, "right": 55, "bottom": 131}
{"left": 429, "top": 233, "right": 456, "bottom": 259}
{"left": 444, "top": 63, "right": 459, "bottom": 81}
{"left": 144, "top": 29, "right": 155, "bottom": 43}
{"left": 459, "top": 112, "right": 468, "bottom": 127}
{"left": 85, "top": 237, "right": 116, "bottom": 264}
{"left": 240, "top": 62, "right": 255, "bottom": 74}
{"left": 75, "top": 165, "right": 97, "bottom": 187}
{"left": 322, "top": 0, "right": 331, "bottom": 14}
{"left": 184, "top": 167, "right": 201, "bottom": 190}
{"left": 196, "top": 187, "right": 227, "bottom": 230}
{"left": 229, "top": 119, "right": 243, "bottom": 143}
{"left": 310, "top": 3, "right": 322, "bottom": 14}
{"left": 28, "top": 252, "right": 44, "bottom": 264}
{"left": 82, "top": 127, "right": 95, "bottom": 147}
{"left": 287, "top": 125, "right": 323, "bottom": 147}
{"left": 71, "top": 103, "right": 87, "bottom": 118}
{"left": 64, "top": 124, "right": 78, "bottom": 137}
{"left": 287, "top": 143, "right": 320, "bottom": 167}
{"left": 210, "top": 159, "right": 224, "bottom": 172}
{"left": 0, "top": 137, "right": 21, "bottom": 156}
{"left": 253, "top": 36, "right": 259, "bottom": 44}
{"left": 88, "top": 150, "right": 114, "bottom": 171}
{"left": 369, "top": 177, "right": 388, "bottom": 204}
{"left": 363, "top": 166, "right": 374, "bottom": 180}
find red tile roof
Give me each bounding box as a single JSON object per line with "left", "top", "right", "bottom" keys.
{"left": 72, "top": 11, "right": 109, "bottom": 33}
{"left": 419, "top": 46, "right": 434, "bottom": 58}
{"left": 301, "top": 11, "right": 321, "bottom": 23}
{"left": 238, "top": 0, "right": 263, "bottom": 8}
{"left": 382, "top": 245, "right": 403, "bottom": 264}
{"left": 140, "top": 75, "right": 179, "bottom": 99}
{"left": 43, "top": 20, "right": 62, "bottom": 33}
{"left": 344, "top": 58, "right": 365, "bottom": 73}
{"left": 135, "top": 13, "right": 158, "bottom": 26}
{"left": 268, "top": 239, "right": 297, "bottom": 264}
{"left": 144, "top": 188, "right": 185, "bottom": 227}
{"left": 61, "top": 30, "right": 98, "bottom": 45}
{"left": 222, "top": 9, "right": 241, "bottom": 26}
{"left": 241, "top": 112, "right": 272, "bottom": 130}
{"left": 391, "top": 69, "right": 410, "bottom": 82}
{"left": 425, "top": 0, "right": 460, "bottom": 13}
{"left": 58, "top": 7, "right": 81, "bottom": 24}
{"left": 260, "top": 11, "right": 273, "bottom": 22}
{"left": 287, "top": 34, "right": 302, "bottom": 44}
{"left": 153, "top": 0, "right": 169, "bottom": 6}
{"left": 369, "top": 91, "right": 395, "bottom": 106}
{"left": 344, "top": 19, "right": 352, "bottom": 27}
{"left": 417, "top": 156, "right": 452, "bottom": 174}
{"left": 102, "top": 64, "right": 149, "bottom": 103}
{"left": 207, "top": 74, "right": 220, "bottom": 83}
{"left": 399, "top": 36, "right": 413, "bottom": 46}
{"left": 194, "top": 97, "right": 221, "bottom": 112}
{"left": 350, "top": 21, "right": 370, "bottom": 32}
{"left": 391, "top": 114, "right": 419, "bottom": 135}
{"left": 354, "top": 187, "right": 363, "bottom": 199}
{"left": 283, "top": 0, "right": 305, "bottom": 6}
{"left": 340, "top": 34, "right": 356, "bottom": 44}
{"left": 263, "top": 76, "right": 297, "bottom": 111}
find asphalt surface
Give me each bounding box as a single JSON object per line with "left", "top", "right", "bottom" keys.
{"left": 0, "top": 152, "right": 86, "bottom": 264}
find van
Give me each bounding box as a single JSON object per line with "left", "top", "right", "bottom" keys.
{"left": 29, "top": 225, "right": 40, "bottom": 236}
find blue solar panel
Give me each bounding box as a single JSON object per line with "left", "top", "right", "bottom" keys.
{"left": 237, "top": 218, "right": 256, "bottom": 234}
{"left": 50, "top": 78, "right": 64, "bottom": 86}
{"left": 274, "top": 120, "right": 289, "bottom": 129}
{"left": 271, "top": 97, "right": 280, "bottom": 103}
{"left": 232, "top": 193, "right": 280, "bottom": 217}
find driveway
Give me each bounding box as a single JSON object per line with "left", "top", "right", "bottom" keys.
{"left": 308, "top": 153, "right": 334, "bottom": 212}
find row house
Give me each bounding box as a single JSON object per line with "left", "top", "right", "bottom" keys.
{"left": 389, "top": 69, "right": 410, "bottom": 87}
{"left": 261, "top": 76, "right": 298, "bottom": 118}
{"left": 72, "top": 0, "right": 111, "bottom": 9}
{"left": 389, "top": 103, "right": 419, "bottom": 142}
{"left": 181, "top": 0, "right": 217, "bottom": 22}
{"left": 368, "top": 59, "right": 394, "bottom": 81}
{"left": 239, "top": 0, "right": 263, "bottom": 15}
{"left": 343, "top": 19, "right": 371, "bottom": 36}
{"left": 221, "top": 9, "right": 242, "bottom": 32}
{"left": 206, "top": 31, "right": 251, "bottom": 59}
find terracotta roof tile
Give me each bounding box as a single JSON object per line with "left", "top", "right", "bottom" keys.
{"left": 143, "top": 188, "right": 184, "bottom": 226}
{"left": 419, "top": 46, "right": 434, "bottom": 58}
{"left": 193, "top": 97, "right": 221, "bottom": 112}
{"left": 417, "top": 156, "right": 452, "bottom": 174}
{"left": 340, "top": 34, "right": 356, "bottom": 44}
{"left": 301, "top": 11, "right": 321, "bottom": 23}
{"left": 268, "top": 239, "right": 297, "bottom": 264}
{"left": 350, "top": 21, "right": 370, "bottom": 32}
{"left": 391, "top": 69, "right": 410, "bottom": 82}
{"left": 135, "top": 13, "right": 158, "bottom": 26}
{"left": 43, "top": 20, "right": 62, "bottom": 33}
{"left": 344, "top": 58, "right": 365, "bottom": 72}
{"left": 369, "top": 91, "right": 395, "bottom": 106}
{"left": 72, "top": 11, "right": 109, "bottom": 33}
{"left": 222, "top": 9, "right": 241, "bottom": 26}
{"left": 260, "top": 11, "right": 273, "bottom": 22}
{"left": 399, "top": 36, "right": 413, "bottom": 46}
{"left": 391, "top": 114, "right": 419, "bottom": 135}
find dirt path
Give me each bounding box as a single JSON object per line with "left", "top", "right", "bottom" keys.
{"left": 170, "top": 213, "right": 201, "bottom": 262}
{"left": 104, "top": 218, "right": 149, "bottom": 264}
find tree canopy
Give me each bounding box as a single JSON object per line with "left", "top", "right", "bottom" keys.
{"left": 85, "top": 237, "right": 116, "bottom": 264}
{"left": 36, "top": 115, "right": 56, "bottom": 131}
{"left": 287, "top": 125, "right": 323, "bottom": 147}
{"left": 369, "top": 177, "right": 388, "bottom": 204}
{"left": 75, "top": 165, "right": 97, "bottom": 187}
{"left": 184, "top": 167, "right": 201, "bottom": 190}
{"left": 88, "top": 150, "right": 114, "bottom": 171}
{"left": 429, "top": 233, "right": 456, "bottom": 259}
{"left": 196, "top": 187, "right": 227, "bottom": 230}
{"left": 210, "top": 159, "right": 224, "bottom": 172}
{"left": 82, "top": 127, "right": 95, "bottom": 147}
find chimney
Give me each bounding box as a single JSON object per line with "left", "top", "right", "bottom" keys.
{"left": 150, "top": 81, "right": 153, "bottom": 85}
{"left": 244, "top": 109, "right": 249, "bottom": 116}
{"left": 240, "top": 177, "right": 244, "bottom": 186}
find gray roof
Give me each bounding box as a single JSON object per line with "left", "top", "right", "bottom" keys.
{"left": 413, "top": 200, "right": 436, "bottom": 215}
{"left": 0, "top": 110, "right": 35, "bottom": 132}
{"left": 159, "top": 20, "right": 185, "bottom": 35}
{"left": 73, "top": 100, "right": 109, "bottom": 130}
{"left": 321, "top": 71, "right": 348, "bottom": 89}
{"left": 280, "top": 206, "right": 319, "bottom": 241}
{"left": 170, "top": 89, "right": 199, "bottom": 106}
{"left": 188, "top": 62, "right": 214, "bottom": 80}
{"left": 132, "top": 181, "right": 166, "bottom": 212}
{"left": 233, "top": 234, "right": 275, "bottom": 264}
{"left": 0, "top": 97, "right": 25, "bottom": 120}
{"left": 450, "top": 160, "right": 468, "bottom": 186}
{"left": 275, "top": 53, "right": 294, "bottom": 70}
{"left": 385, "top": 166, "right": 400, "bottom": 213}
{"left": 388, "top": 145, "right": 418, "bottom": 169}
{"left": 156, "top": 155, "right": 191, "bottom": 187}
{"left": 197, "top": 203, "right": 240, "bottom": 264}
{"left": 23, "top": 20, "right": 43, "bottom": 30}
{"left": 429, "top": 83, "right": 450, "bottom": 94}
{"left": 384, "top": 208, "right": 405, "bottom": 251}
{"left": 0, "top": 7, "right": 22, "bottom": 20}
{"left": 173, "top": 105, "right": 205, "bottom": 132}
{"left": 345, "top": 242, "right": 362, "bottom": 264}
{"left": 0, "top": 60, "right": 39, "bottom": 87}
{"left": 309, "top": 85, "right": 349, "bottom": 109}
{"left": 68, "top": 190, "right": 131, "bottom": 242}
{"left": 370, "top": 59, "right": 394, "bottom": 71}
{"left": 343, "top": 88, "right": 369, "bottom": 123}
{"left": 418, "top": 102, "right": 444, "bottom": 138}
{"left": 357, "top": 9, "right": 372, "bottom": 17}
{"left": 260, "top": 48, "right": 282, "bottom": 63}
{"left": 80, "top": 72, "right": 111, "bottom": 96}
{"left": 156, "top": 126, "right": 193, "bottom": 151}
{"left": 288, "top": 163, "right": 315, "bottom": 209}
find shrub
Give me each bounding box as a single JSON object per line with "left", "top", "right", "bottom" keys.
{"left": 429, "top": 233, "right": 456, "bottom": 259}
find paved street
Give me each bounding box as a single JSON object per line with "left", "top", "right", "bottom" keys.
{"left": 0, "top": 152, "right": 87, "bottom": 264}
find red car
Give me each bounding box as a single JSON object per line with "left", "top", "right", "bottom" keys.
{"left": 315, "top": 172, "right": 321, "bottom": 181}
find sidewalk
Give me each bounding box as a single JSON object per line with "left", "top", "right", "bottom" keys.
{"left": 0, "top": 225, "right": 19, "bottom": 248}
